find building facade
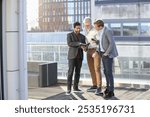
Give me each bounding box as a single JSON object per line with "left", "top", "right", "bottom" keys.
{"left": 91, "top": 0, "right": 150, "bottom": 84}
{"left": 38, "top": 0, "right": 91, "bottom": 32}
{"left": 92, "top": 0, "right": 150, "bottom": 38}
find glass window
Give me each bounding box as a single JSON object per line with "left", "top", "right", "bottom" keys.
{"left": 99, "top": 4, "right": 138, "bottom": 19}
{"left": 60, "top": 53, "right": 67, "bottom": 62}
{"left": 122, "top": 60, "right": 129, "bottom": 72}
{"left": 123, "top": 23, "right": 139, "bottom": 36}
{"left": 68, "top": 16, "right": 73, "bottom": 24}
{"left": 110, "top": 23, "right": 121, "bottom": 36}
{"left": 32, "top": 52, "right": 42, "bottom": 61}
{"left": 68, "top": 2, "right": 74, "bottom": 15}
{"left": 133, "top": 61, "right": 139, "bottom": 68}
{"left": 68, "top": 2, "right": 74, "bottom": 8}
{"left": 104, "top": 23, "right": 109, "bottom": 27}
{"left": 140, "top": 23, "right": 150, "bottom": 36}
{"left": 68, "top": 9, "right": 74, "bottom": 15}
{"left": 140, "top": 3, "right": 150, "bottom": 18}
{"left": 43, "top": 52, "right": 54, "bottom": 61}
{"left": 101, "top": 5, "right": 119, "bottom": 19}
{"left": 143, "top": 61, "right": 150, "bottom": 69}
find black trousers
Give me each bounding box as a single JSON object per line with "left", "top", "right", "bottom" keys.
{"left": 67, "top": 58, "right": 82, "bottom": 91}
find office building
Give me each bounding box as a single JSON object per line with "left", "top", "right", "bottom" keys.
{"left": 93, "top": 0, "right": 150, "bottom": 38}
{"left": 91, "top": 0, "right": 150, "bottom": 82}
{"left": 39, "top": 0, "right": 91, "bottom": 32}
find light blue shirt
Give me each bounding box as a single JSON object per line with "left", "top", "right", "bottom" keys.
{"left": 97, "top": 27, "right": 105, "bottom": 52}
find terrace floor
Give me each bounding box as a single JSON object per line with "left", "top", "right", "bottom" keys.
{"left": 28, "top": 84, "right": 150, "bottom": 100}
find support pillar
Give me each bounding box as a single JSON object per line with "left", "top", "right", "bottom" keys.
{"left": 4, "top": 0, "right": 27, "bottom": 100}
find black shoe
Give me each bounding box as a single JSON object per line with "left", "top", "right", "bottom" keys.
{"left": 95, "top": 87, "right": 103, "bottom": 95}
{"left": 104, "top": 91, "right": 114, "bottom": 99}
{"left": 87, "top": 86, "right": 97, "bottom": 92}
{"left": 73, "top": 88, "right": 83, "bottom": 92}
{"left": 104, "top": 88, "right": 109, "bottom": 95}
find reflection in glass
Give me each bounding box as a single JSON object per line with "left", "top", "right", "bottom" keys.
{"left": 68, "top": 2, "right": 74, "bottom": 15}
{"left": 110, "top": 23, "right": 121, "bottom": 36}
{"left": 133, "top": 61, "right": 139, "bottom": 68}
{"left": 104, "top": 23, "right": 108, "bottom": 27}
{"left": 140, "top": 3, "right": 150, "bottom": 18}
{"left": 143, "top": 61, "right": 150, "bottom": 69}
{"left": 123, "top": 23, "right": 139, "bottom": 36}
{"left": 122, "top": 60, "right": 129, "bottom": 72}
{"left": 100, "top": 4, "right": 138, "bottom": 19}
{"left": 141, "top": 23, "right": 150, "bottom": 36}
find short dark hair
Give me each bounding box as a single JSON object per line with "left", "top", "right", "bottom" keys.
{"left": 94, "top": 20, "right": 104, "bottom": 27}
{"left": 73, "top": 22, "right": 81, "bottom": 28}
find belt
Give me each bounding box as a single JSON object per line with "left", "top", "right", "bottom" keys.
{"left": 88, "top": 48, "right": 96, "bottom": 50}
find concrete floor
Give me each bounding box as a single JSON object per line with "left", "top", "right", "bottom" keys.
{"left": 28, "top": 84, "right": 150, "bottom": 100}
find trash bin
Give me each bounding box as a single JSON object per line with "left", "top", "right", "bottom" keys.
{"left": 39, "top": 62, "right": 57, "bottom": 87}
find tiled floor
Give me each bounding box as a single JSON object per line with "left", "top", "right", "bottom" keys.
{"left": 28, "top": 84, "right": 150, "bottom": 100}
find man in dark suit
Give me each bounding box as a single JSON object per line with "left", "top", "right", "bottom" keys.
{"left": 94, "top": 20, "right": 118, "bottom": 99}
{"left": 66, "top": 22, "right": 86, "bottom": 95}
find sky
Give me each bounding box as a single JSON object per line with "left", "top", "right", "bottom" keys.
{"left": 27, "top": 0, "right": 39, "bottom": 30}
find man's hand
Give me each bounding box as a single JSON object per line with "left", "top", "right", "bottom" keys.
{"left": 92, "top": 51, "right": 98, "bottom": 58}
{"left": 103, "top": 53, "right": 109, "bottom": 57}
{"left": 91, "top": 41, "right": 96, "bottom": 44}
{"left": 81, "top": 46, "right": 87, "bottom": 52}
{"left": 91, "top": 38, "right": 99, "bottom": 44}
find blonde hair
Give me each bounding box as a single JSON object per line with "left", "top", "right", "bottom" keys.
{"left": 94, "top": 20, "right": 104, "bottom": 27}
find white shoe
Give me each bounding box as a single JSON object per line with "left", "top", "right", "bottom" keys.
{"left": 66, "top": 91, "right": 71, "bottom": 95}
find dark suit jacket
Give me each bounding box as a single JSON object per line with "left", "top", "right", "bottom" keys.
{"left": 67, "top": 31, "right": 86, "bottom": 60}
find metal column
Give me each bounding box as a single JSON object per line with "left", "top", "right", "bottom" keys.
{"left": 3, "top": 0, "right": 28, "bottom": 100}
{"left": 0, "top": 0, "right": 4, "bottom": 100}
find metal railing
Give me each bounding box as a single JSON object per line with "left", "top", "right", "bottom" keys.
{"left": 27, "top": 43, "right": 150, "bottom": 85}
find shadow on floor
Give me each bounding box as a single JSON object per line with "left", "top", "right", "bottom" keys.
{"left": 43, "top": 92, "right": 87, "bottom": 100}
{"left": 115, "top": 87, "right": 148, "bottom": 92}
{"left": 73, "top": 92, "right": 87, "bottom": 100}
{"left": 104, "top": 96, "right": 119, "bottom": 100}
{"left": 43, "top": 91, "right": 120, "bottom": 100}
{"left": 29, "top": 84, "right": 149, "bottom": 100}
{"left": 42, "top": 92, "right": 72, "bottom": 100}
